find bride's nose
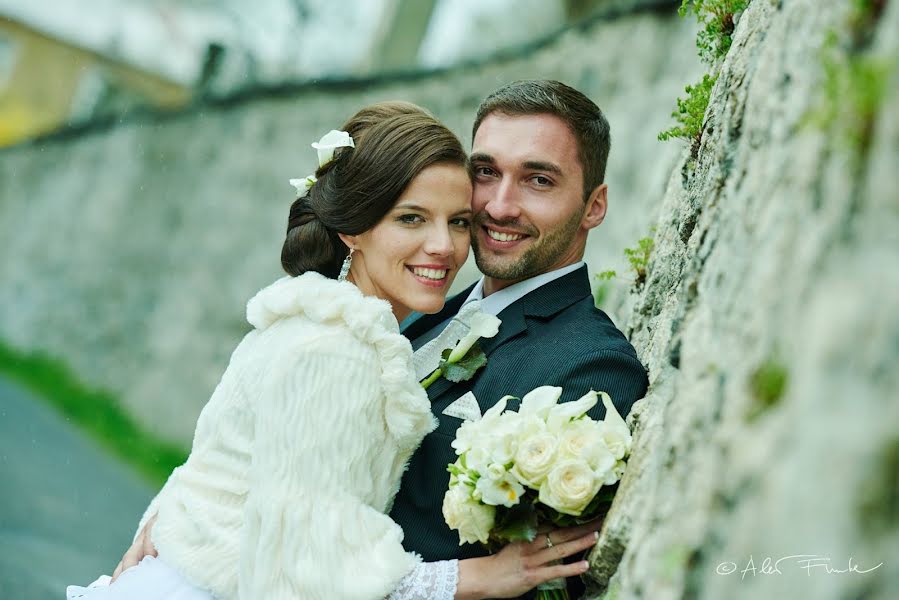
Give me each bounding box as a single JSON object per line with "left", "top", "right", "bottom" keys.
{"left": 423, "top": 223, "right": 454, "bottom": 257}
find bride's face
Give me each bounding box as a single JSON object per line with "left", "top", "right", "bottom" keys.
{"left": 345, "top": 163, "right": 473, "bottom": 322}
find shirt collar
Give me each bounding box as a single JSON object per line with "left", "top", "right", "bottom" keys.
{"left": 461, "top": 261, "right": 585, "bottom": 317}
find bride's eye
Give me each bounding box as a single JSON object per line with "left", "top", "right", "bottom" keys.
{"left": 450, "top": 217, "right": 471, "bottom": 228}
{"left": 398, "top": 214, "right": 424, "bottom": 225}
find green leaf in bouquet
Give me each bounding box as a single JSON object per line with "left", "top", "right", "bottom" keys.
{"left": 440, "top": 342, "right": 488, "bottom": 383}
{"left": 491, "top": 499, "right": 540, "bottom": 543}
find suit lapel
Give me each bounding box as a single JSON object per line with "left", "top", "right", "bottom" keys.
{"left": 424, "top": 267, "right": 593, "bottom": 402}
{"left": 479, "top": 302, "right": 527, "bottom": 357}
{"left": 483, "top": 266, "right": 592, "bottom": 355}
{"left": 519, "top": 266, "right": 592, "bottom": 317}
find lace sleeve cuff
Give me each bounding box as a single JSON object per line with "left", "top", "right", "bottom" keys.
{"left": 388, "top": 559, "right": 458, "bottom": 600}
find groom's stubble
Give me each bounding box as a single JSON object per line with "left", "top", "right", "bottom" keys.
{"left": 470, "top": 206, "right": 584, "bottom": 282}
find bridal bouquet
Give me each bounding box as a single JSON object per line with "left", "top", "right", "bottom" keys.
{"left": 442, "top": 386, "right": 632, "bottom": 599}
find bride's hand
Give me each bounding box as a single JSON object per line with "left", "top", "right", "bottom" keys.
{"left": 455, "top": 519, "right": 602, "bottom": 599}
{"left": 111, "top": 514, "right": 158, "bottom": 582}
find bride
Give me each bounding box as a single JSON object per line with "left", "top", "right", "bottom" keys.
{"left": 67, "top": 101, "right": 598, "bottom": 600}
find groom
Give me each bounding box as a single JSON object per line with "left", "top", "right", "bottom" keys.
{"left": 390, "top": 79, "right": 649, "bottom": 595}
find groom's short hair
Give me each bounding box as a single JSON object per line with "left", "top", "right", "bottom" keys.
{"left": 472, "top": 79, "right": 611, "bottom": 201}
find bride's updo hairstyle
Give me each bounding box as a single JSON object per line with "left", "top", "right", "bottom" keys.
{"left": 281, "top": 101, "right": 468, "bottom": 278}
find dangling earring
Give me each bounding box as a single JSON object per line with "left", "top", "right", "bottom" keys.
{"left": 338, "top": 248, "right": 354, "bottom": 282}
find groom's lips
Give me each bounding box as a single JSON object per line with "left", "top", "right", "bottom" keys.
{"left": 480, "top": 225, "right": 530, "bottom": 250}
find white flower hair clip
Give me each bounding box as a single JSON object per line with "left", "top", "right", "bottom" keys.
{"left": 289, "top": 129, "right": 355, "bottom": 194}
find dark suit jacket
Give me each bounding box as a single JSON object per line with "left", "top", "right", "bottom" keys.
{"left": 389, "top": 266, "right": 649, "bottom": 596}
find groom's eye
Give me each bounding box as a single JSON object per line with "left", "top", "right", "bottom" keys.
{"left": 531, "top": 175, "right": 553, "bottom": 186}
{"left": 474, "top": 166, "right": 496, "bottom": 178}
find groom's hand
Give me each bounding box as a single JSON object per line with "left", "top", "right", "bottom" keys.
{"left": 111, "top": 514, "right": 158, "bottom": 581}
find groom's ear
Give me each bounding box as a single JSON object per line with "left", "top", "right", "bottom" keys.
{"left": 582, "top": 183, "right": 608, "bottom": 230}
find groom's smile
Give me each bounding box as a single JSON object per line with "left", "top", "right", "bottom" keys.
{"left": 480, "top": 221, "right": 533, "bottom": 249}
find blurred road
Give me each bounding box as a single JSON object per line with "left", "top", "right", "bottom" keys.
{"left": 0, "top": 377, "right": 155, "bottom": 599}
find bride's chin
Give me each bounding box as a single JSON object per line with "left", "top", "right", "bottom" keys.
{"left": 410, "top": 297, "right": 446, "bottom": 315}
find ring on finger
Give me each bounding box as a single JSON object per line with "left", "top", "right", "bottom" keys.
{"left": 544, "top": 533, "right": 554, "bottom": 549}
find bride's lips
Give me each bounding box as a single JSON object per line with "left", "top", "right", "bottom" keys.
{"left": 406, "top": 264, "right": 451, "bottom": 289}
{"left": 480, "top": 225, "right": 530, "bottom": 249}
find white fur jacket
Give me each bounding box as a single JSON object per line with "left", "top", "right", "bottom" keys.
{"left": 136, "top": 272, "right": 438, "bottom": 599}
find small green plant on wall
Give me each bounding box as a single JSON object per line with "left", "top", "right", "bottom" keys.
{"left": 680, "top": 0, "right": 750, "bottom": 63}
{"left": 595, "top": 233, "right": 656, "bottom": 296}
{"left": 658, "top": 74, "right": 718, "bottom": 143}
{"left": 659, "top": 0, "right": 751, "bottom": 146}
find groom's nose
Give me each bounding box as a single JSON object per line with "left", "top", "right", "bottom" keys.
{"left": 484, "top": 179, "right": 521, "bottom": 221}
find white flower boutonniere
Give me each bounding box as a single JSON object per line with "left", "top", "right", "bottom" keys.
{"left": 421, "top": 311, "right": 501, "bottom": 390}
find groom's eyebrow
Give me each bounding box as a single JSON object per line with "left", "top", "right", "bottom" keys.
{"left": 522, "top": 160, "right": 563, "bottom": 176}
{"left": 470, "top": 153, "right": 563, "bottom": 177}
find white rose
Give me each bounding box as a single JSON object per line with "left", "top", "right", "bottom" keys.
{"left": 443, "top": 484, "right": 496, "bottom": 544}
{"left": 311, "top": 129, "right": 355, "bottom": 166}
{"left": 511, "top": 430, "right": 559, "bottom": 487}
{"left": 558, "top": 418, "right": 616, "bottom": 478}
{"left": 475, "top": 467, "right": 525, "bottom": 508}
{"left": 447, "top": 311, "right": 501, "bottom": 362}
{"left": 538, "top": 459, "right": 602, "bottom": 516}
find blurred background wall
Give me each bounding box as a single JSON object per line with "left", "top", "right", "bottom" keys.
{"left": 0, "top": 0, "right": 698, "bottom": 444}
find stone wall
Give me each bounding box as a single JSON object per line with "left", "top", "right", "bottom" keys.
{"left": 0, "top": 5, "right": 699, "bottom": 443}
{"left": 585, "top": 0, "right": 899, "bottom": 598}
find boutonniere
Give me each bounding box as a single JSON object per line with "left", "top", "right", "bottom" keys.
{"left": 421, "top": 312, "right": 501, "bottom": 390}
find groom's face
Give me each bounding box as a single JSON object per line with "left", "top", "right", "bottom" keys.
{"left": 469, "top": 112, "right": 592, "bottom": 285}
